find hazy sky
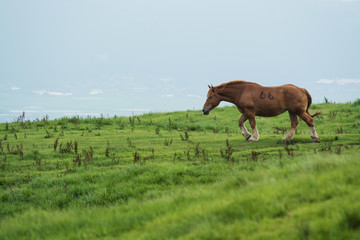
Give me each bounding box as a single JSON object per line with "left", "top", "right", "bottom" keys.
{"left": 1, "top": 0, "right": 359, "bottom": 122}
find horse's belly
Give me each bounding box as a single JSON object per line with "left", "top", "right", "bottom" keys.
{"left": 255, "top": 107, "right": 285, "bottom": 117}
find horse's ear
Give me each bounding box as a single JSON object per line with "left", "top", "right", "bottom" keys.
{"left": 208, "top": 85, "right": 211, "bottom": 89}
{"left": 210, "top": 85, "right": 215, "bottom": 92}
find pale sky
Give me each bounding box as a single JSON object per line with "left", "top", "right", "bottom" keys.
{"left": 1, "top": 0, "right": 359, "bottom": 122}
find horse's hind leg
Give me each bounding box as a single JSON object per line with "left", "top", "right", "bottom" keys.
{"left": 298, "top": 112, "right": 320, "bottom": 142}
{"left": 247, "top": 114, "right": 259, "bottom": 142}
{"left": 283, "top": 112, "right": 298, "bottom": 142}
{"left": 239, "top": 114, "right": 251, "bottom": 140}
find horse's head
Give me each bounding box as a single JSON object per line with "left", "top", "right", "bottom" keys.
{"left": 202, "top": 85, "right": 221, "bottom": 115}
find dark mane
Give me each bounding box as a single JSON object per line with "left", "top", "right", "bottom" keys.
{"left": 215, "top": 80, "right": 246, "bottom": 89}
{"left": 214, "top": 80, "right": 261, "bottom": 92}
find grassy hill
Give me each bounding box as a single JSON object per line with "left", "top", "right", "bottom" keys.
{"left": 0, "top": 101, "right": 360, "bottom": 239}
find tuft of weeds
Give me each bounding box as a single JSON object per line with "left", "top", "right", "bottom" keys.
{"left": 94, "top": 114, "right": 106, "bottom": 129}
{"left": 335, "top": 146, "right": 342, "bottom": 155}
{"left": 54, "top": 138, "right": 59, "bottom": 151}
{"left": 59, "top": 141, "right": 73, "bottom": 154}
{"left": 225, "top": 127, "right": 230, "bottom": 134}
{"left": 284, "top": 143, "right": 294, "bottom": 156}
{"left": 129, "top": 116, "right": 135, "bottom": 132}
{"left": 251, "top": 151, "right": 261, "bottom": 161}
{"left": 105, "top": 141, "right": 110, "bottom": 157}
{"left": 133, "top": 151, "right": 140, "bottom": 163}
{"left": 44, "top": 130, "right": 51, "bottom": 138}
{"left": 73, "top": 154, "right": 82, "bottom": 167}
{"left": 111, "top": 155, "right": 120, "bottom": 165}
{"left": 185, "top": 150, "right": 191, "bottom": 160}
{"left": 324, "top": 96, "right": 329, "bottom": 104}
{"left": 116, "top": 120, "right": 125, "bottom": 130}
{"left": 180, "top": 130, "right": 189, "bottom": 141}
{"left": 173, "top": 152, "right": 184, "bottom": 162}
{"left": 74, "top": 140, "right": 78, "bottom": 154}
{"left": 168, "top": 117, "right": 172, "bottom": 131}
{"left": 83, "top": 148, "right": 93, "bottom": 165}
{"left": 18, "top": 144, "right": 24, "bottom": 160}
{"left": 42, "top": 115, "right": 49, "bottom": 126}
{"left": 133, "top": 151, "right": 146, "bottom": 164}
{"left": 1, "top": 158, "right": 9, "bottom": 170}
{"left": 319, "top": 142, "right": 333, "bottom": 152}
{"left": 278, "top": 150, "right": 283, "bottom": 159}
{"left": 336, "top": 126, "right": 344, "bottom": 134}
{"left": 151, "top": 148, "right": 155, "bottom": 159}
{"left": 33, "top": 150, "right": 41, "bottom": 166}
{"left": 155, "top": 126, "right": 160, "bottom": 135}
{"left": 220, "top": 139, "right": 234, "bottom": 162}
{"left": 328, "top": 111, "right": 337, "bottom": 120}
{"left": 127, "top": 137, "right": 135, "bottom": 148}
{"left": 25, "top": 173, "right": 32, "bottom": 183}
{"left": 164, "top": 138, "right": 173, "bottom": 146}
{"left": 202, "top": 149, "right": 209, "bottom": 161}
{"left": 11, "top": 125, "right": 18, "bottom": 133}
{"left": 70, "top": 116, "right": 80, "bottom": 128}
{"left": 194, "top": 143, "right": 200, "bottom": 158}
{"left": 89, "top": 146, "right": 93, "bottom": 159}
{"left": 273, "top": 127, "right": 288, "bottom": 135}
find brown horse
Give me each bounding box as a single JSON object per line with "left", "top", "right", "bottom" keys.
{"left": 202, "top": 80, "right": 321, "bottom": 142}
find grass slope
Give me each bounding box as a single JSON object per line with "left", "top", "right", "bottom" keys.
{"left": 0, "top": 101, "right": 360, "bottom": 239}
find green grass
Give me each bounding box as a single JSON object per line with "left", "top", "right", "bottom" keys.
{"left": 0, "top": 102, "right": 360, "bottom": 239}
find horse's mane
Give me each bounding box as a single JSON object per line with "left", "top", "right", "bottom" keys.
{"left": 215, "top": 80, "right": 246, "bottom": 89}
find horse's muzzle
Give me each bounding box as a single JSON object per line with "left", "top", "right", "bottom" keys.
{"left": 202, "top": 108, "right": 210, "bottom": 115}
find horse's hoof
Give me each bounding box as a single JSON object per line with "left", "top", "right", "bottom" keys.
{"left": 246, "top": 135, "right": 251, "bottom": 141}
{"left": 312, "top": 137, "right": 320, "bottom": 143}
{"left": 248, "top": 137, "right": 259, "bottom": 142}
{"left": 282, "top": 139, "right": 291, "bottom": 143}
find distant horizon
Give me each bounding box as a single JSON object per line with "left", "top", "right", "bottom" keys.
{"left": 1, "top": 96, "right": 358, "bottom": 123}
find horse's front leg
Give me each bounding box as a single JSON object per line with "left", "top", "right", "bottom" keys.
{"left": 247, "top": 113, "right": 259, "bottom": 142}
{"left": 282, "top": 112, "right": 298, "bottom": 142}
{"left": 238, "top": 114, "right": 251, "bottom": 140}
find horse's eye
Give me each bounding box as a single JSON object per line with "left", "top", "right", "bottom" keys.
{"left": 209, "top": 96, "right": 212, "bottom": 99}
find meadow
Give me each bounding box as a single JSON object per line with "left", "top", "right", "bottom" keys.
{"left": 0, "top": 101, "right": 360, "bottom": 239}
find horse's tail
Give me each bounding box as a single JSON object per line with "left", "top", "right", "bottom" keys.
{"left": 303, "top": 88, "right": 322, "bottom": 118}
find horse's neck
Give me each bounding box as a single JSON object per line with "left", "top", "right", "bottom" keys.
{"left": 217, "top": 83, "right": 244, "bottom": 104}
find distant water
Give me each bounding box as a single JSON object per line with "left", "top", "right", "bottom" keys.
{"left": 0, "top": 109, "right": 153, "bottom": 123}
